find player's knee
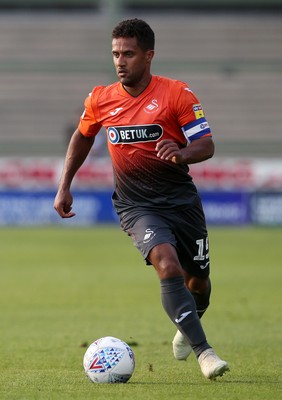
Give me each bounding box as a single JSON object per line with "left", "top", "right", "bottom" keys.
{"left": 149, "top": 243, "right": 183, "bottom": 279}
{"left": 157, "top": 259, "right": 183, "bottom": 278}
{"left": 151, "top": 254, "right": 183, "bottom": 279}
{"left": 186, "top": 276, "right": 210, "bottom": 295}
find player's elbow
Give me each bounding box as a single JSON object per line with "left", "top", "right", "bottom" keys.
{"left": 207, "top": 140, "right": 215, "bottom": 159}
{"left": 204, "top": 137, "right": 215, "bottom": 160}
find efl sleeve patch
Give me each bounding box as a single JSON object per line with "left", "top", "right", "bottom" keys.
{"left": 181, "top": 118, "right": 211, "bottom": 143}
{"left": 193, "top": 104, "right": 205, "bottom": 119}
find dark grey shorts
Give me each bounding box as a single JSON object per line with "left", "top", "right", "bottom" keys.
{"left": 120, "top": 202, "right": 210, "bottom": 278}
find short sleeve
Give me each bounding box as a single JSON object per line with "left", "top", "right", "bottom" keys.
{"left": 174, "top": 82, "right": 212, "bottom": 143}
{"left": 78, "top": 90, "right": 102, "bottom": 137}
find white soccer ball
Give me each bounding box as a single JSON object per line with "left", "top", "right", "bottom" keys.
{"left": 83, "top": 336, "right": 135, "bottom": 383}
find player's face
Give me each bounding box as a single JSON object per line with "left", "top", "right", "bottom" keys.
{"left": 112, "top": 37, "right": 154, "bottom": 90}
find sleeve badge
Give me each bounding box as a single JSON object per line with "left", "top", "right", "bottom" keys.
{"left": 193, "top": 104, "right": 205, "bottom": 119}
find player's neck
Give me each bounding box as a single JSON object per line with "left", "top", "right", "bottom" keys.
{"left": 122, "top": 75, "right": 152, "bottom": 97}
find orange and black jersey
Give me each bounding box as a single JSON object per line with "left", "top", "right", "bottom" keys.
{"left": 78, "top": 75, "right": 212, "bottom": 212}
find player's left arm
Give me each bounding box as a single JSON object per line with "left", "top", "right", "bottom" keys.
{"left": 155, "top": 136, "right": 214, "bottom": 165}
{"left": 157, "top": 81, "right": 215, "bottom": 164}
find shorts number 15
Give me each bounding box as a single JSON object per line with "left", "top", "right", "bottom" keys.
{"left": 193, "top": 237, "right": 209, "bottom": 261}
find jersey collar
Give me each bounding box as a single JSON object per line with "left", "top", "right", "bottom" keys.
{"left": 117, "top": 75, "right": 157, "bottom": 98}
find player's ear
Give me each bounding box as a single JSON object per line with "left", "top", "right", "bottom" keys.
{"left": 146, "top": 50, "right": 154, "bottom": 63}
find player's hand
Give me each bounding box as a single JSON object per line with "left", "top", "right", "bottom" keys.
{"left": 54, "top": 189, "right": 76, "bottom": 218}
{"left": 155, "top": 140, "right": 185, "bottom": 164}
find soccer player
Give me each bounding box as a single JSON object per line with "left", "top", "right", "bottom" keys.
{"left": 54, "top": 18, "right": 229, "bottom": 380}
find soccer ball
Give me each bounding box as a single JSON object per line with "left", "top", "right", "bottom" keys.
{"left": 83, "top": 336, "right": 135, "bottom": 383}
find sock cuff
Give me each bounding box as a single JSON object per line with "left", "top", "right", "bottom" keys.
{"left": 160, "top": 276, "right": 185, "bottom": 293}
{"left": 160, "top": 275, "right": 184, "bottom": 285}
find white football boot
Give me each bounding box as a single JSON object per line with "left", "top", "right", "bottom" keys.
{"left": 198, "top": 348, "right": 229, "bottom": 380}
{"left": 172, "top": 330, "right": 192, "bottom": 360}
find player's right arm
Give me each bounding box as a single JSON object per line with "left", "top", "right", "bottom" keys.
{"left": 54, "top": 129, "right": 94, "bottom": 218}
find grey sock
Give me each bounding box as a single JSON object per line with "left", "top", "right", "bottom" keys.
{"left": 160, "top": 276, "right": 211, "bottom": 356}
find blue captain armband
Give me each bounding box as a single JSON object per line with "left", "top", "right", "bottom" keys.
{"left": 181, "top": 118, "right": 211, "bottom": 143}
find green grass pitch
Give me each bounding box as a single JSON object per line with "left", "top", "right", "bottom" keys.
{"left": 0, "top": 226, "right": 281, "bottom": 399}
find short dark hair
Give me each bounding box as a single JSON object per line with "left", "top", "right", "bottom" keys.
{"left": 112, "top": 18, "right": 155, "bottom": 51}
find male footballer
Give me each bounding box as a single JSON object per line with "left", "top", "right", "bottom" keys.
{"left": 54, "top": 18, "right": 229, "bottom": 380}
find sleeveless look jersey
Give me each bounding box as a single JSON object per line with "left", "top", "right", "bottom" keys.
{"left": 78, "top": 75, "right": 212, "bottom": 213}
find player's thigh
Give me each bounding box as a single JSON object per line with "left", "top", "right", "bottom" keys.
{"left": 123, "top": 213, "right": 177, "bottom": 265}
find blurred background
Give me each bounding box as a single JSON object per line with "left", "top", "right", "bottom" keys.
{"left": 0, "top": 0, "right": 281, "bottom": 226}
